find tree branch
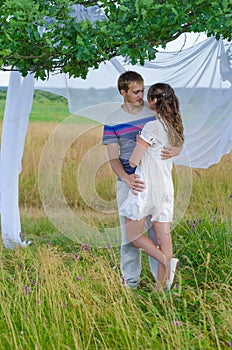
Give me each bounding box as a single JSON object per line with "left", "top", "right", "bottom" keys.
{"left": 76, "top": 0, "right": 101, "bottom": 5}
{"left": 1, "top": 67, "right": 19, "bottom": 72}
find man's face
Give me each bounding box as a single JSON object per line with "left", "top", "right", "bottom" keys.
{"left": 121, "top": 82, "right": 145, "bottom": 106}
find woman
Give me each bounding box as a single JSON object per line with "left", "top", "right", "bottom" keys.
{"left": 119, "top": 83, "right": 184, "bottom": 291}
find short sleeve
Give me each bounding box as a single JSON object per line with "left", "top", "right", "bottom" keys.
{"left": 139, "top": 121, "right": 159, "bottom": 145}
{"left": 102, "top": 124, "right": 118, "bottom": 145}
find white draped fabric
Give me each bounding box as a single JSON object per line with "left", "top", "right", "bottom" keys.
{"left": 0, "top": 35, "right": 232, "bottom": 248}
{"left": 0, "top": 72, "right": 34, "bottom": 248}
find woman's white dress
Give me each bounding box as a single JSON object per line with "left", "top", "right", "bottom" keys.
{"left": 119, "top": 119, "right": 174, "bottom": 222}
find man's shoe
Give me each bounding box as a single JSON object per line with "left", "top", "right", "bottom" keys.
{"left": 165, "top": 258, "right": 179, "bottom": 290}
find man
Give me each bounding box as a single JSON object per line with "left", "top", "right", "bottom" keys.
{"left": 102, "top": 71, "right": 180, "bottom": 289}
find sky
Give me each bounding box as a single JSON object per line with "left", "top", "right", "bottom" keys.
{"left": 0, "top": 33, "right": 208, "bottom": 87}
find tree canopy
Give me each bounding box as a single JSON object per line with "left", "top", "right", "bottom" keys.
{"left": 0, "top": 0, "right": 231, "bottom": 80}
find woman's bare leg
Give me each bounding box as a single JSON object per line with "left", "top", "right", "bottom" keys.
{"left": 153, "top": 222, "right": 172, "bottom": 288}
{"left": 125, "top": 217, "right": 167, "bottom": 289}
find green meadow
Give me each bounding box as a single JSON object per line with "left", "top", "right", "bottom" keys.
{"left": 0, "top": 89, "right": 231, "bottom": 349}
{"left": 0, "top": 88, "right": 70, "bottom": 122}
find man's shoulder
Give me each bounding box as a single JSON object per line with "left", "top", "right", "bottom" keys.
{"left": 105, "top": 105, "right": 155, "bottom": 126}
{"left": 105, "top": 106, "right": 124, "bottom": 126}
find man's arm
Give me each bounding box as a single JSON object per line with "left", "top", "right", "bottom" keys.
{"left": 106, "top": 143, "right": 145, "bottom": 194}
{"left": 160, "top": 145, "right": 183, "bottom": 160}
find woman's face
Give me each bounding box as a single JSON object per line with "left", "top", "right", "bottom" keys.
{"left": 148, "top": 97, "right": 157, "bottom": 111}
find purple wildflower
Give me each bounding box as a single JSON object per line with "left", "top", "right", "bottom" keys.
{"left": 192, "top": 223, "right": 196, "bottom": 231}
{"left": 226, "top": 342, "right": 232, "bottom": 347}
{"left": 73, "top": 254, "right": 79, "bottom": 260}
{"left": 186, "top": 220, "right": 190, "bottom": 226}
{"left": 229, "top": 194, "right": 232, "bottom": 200}
{"left": 173, "top": 320, "right": 182, "bottom": 327}
{"left": 76, "top": 276, "right": 81, "bottom": 281}
{"left": 80, "top": 244, "right": 89, "bottom": 252}
{"left": 24, "top": 285, "right": 30, "bottom": 296}
{"left": 62, "top": 303, "right": 67, "bottom": 309}
{"left": 193, "top": 219, "right": 196, "bottom": 225}
{"left": 198, "top": 218, "right": 202, "bottom": 224}
{"left": 107, "top": 245, "right": 112, "bottom": 249}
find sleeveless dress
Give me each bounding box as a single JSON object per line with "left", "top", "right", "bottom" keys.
{"left": 118, "top": 119, "right": 174, "bottom": 222}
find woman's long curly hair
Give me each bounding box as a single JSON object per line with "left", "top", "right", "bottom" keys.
{"left": 147, "top": 83, "right": 184, "bottom": 146}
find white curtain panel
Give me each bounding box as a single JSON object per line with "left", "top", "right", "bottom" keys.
{"left": 0, "top": 72, "right": 34, "bottom": 248}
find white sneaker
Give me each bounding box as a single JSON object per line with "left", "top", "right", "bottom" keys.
{"left": 165, "top": 258, "right": 179, "bottom": 290}
{"left": 20, "top": 240, "right": 33, "bottom": 248}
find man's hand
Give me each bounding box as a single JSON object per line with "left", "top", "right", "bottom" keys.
{"left": 122, "top": 173, "right": 145, "bottom": 195}
{"left": 161, "top": 146, "right": 182, "bottom": 160}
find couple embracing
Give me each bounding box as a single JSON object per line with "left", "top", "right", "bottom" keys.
{"left": 102, "top": 71, "right": 184, "bottom": 292}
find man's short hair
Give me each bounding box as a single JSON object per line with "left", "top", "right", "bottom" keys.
{"left": 117, "top": 71, "right": 144, "bottom": 93}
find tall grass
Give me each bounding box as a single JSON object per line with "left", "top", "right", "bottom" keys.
{"left": 0, "top": 218, "right": 231, "bottom": 349}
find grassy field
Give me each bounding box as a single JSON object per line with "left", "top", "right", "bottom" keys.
{"left": 0, "top": 90, "right": 231, "bottom": 349}
{"left": 0, "top": 88, "right": 70, "bottom": 122}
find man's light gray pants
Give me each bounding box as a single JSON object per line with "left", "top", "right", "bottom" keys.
{"left": 117, "top": 181, "right": 159, "bottom": 288}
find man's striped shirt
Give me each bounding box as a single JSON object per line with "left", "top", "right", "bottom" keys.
{"left": 102, "top": 106, "right": 155, "bottom": 176}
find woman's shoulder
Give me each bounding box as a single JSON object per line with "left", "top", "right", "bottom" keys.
{"left": 143, "top": 118, "right": 162, "bottom": 131}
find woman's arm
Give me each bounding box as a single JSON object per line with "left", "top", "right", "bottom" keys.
{"left": 129, "top": 136, "right": 149, "bottom": 167}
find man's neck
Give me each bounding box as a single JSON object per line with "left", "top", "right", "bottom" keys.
{"left": 122, "top": 103, "right": 144, "bottom": 115}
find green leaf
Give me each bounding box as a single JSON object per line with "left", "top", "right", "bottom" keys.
{"left": 120, "top": 5, "right": 129, "bottom": 12}
{"left": 76, "top": 36, "right": 84, "bottom": 45}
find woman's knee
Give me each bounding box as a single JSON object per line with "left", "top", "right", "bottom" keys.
{"left": 156, "top": 233, "right": 172, "bottom": 252}
{"left": 156, "top": 231, "right": 171, "bottom": 243}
